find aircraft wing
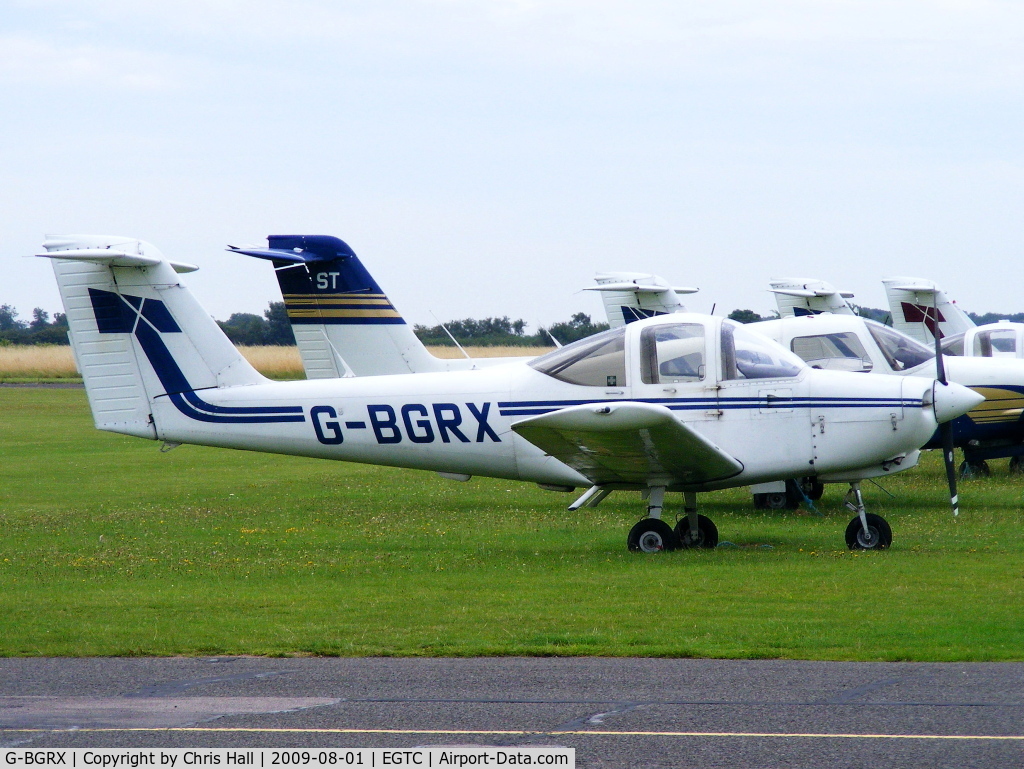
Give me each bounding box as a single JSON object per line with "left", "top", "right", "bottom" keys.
{"left": 511, "top": 401, "right": 743, "bottom": 486}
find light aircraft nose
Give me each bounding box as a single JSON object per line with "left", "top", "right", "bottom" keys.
{"left": 931, "top": 381, "right": 986, "bottom": 424}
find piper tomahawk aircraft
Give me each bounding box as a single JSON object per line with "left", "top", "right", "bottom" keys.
{"left": 592, "top": 272, "right": 1024, "bottom": 505}
{"left": 227, "top": 235, "right": 531, "bottom": 378}
{"left": 883, "top": 277, "right": 1024, "bottom": 363}
{"left": 41, "top": 235, "right": 983, "bottom": 552}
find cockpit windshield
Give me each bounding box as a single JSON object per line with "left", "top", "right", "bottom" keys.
{"left": 529, "top": 326, "right": 627, "bottom": 387}
{"left": 865, "top": 320, "right": 935, "bottom": 371}
{"left": 721, "top": 321, "right": 804, "bottom": 380}
{"left": 940, "top": 333, "right": 965, "bottom": 356}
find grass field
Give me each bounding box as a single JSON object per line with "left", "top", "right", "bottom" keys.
{"left": 1, "top": 386, "right": 1023, "bottom": 660}
{"left": 0, "top": 345, "right": 548, "bottom": 382}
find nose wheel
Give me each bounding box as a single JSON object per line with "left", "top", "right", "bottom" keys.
{"left": 843, "top": 483, "right": 892, "bottom": 550}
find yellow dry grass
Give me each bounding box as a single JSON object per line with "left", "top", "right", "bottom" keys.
{"left": 425, "top": 345, "right": 551, "bottom": 359}
{"left": 0, "top": 345, "right": 78, "bottom": 379}
{"left": 0, "top": 344, "right": 550, "bottom": 380}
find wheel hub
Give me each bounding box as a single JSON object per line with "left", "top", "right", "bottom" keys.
{"left": 856, "top": 526, "right": 880, "bottom": 549}
{"left": 638, "top": 532, "right": 664, "bottom": 552}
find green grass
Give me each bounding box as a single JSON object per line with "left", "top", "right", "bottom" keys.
{"left": 2, "top": 387, "right": 1023, "bottom": 660}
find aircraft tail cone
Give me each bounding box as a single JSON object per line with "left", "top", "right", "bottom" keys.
{"left": 931, "top": 381, "right": 985, "bottom": 425}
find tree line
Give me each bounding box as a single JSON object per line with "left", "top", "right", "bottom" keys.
{"left": 3, "top": 299, "right": 1021, "bottom": 347}
{"left": 413, "top": 313, "right": 609, "bottom": 347}
{"left": 727, "top": 305, "right": 891, "bottom": 324}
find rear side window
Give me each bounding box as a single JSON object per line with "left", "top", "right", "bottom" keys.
{"left": 529, "top": 327, "right": 627, "bottom": 387}
{"left": 974, "top": 329, "right": 1017, "bottom": 357}
{"left": 640, "top": 323, "right": 705, "bottom": 383}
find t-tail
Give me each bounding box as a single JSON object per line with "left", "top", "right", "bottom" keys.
{"left": 228, "top": 235, "right": 532, "bottom": 377}
{"left": 39, "top": 234, "right": 279, "bottom": 440}
{"left": 584, "top": 272, "right": 697, "bottom": 328}
{"left": 769, "top": 278, "right": 857, "bottom": 317}
{"left": 881, "top": 277, "right": 975, "bottom": 344}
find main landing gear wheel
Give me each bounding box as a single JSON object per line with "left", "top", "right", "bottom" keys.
{"left": 845, "top": 513, "right": 893, "bottom": 551}
{"left": 801, "top": 478, "right": 825, "bottom": 501}
{"left": 753, "top": 491, "right": 794, "bottom": 510}
{"left": 627, "top": 519, "right": 679, "bottom": 553}
{"left": 1010, "top": 456, "right": 1024, "bottom": 475}
{"left": 675, "top": 515, "right": 718, "bottom": 549}
{"left": 959, "top": 459, "right": 990, "bottom": 480}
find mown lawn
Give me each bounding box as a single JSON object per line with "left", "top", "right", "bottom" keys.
{"left": 1, "top": 387, "right": 1022, "bottom": 659}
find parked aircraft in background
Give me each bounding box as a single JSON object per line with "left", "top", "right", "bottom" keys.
{"left": 40, "top": 235, "right": 981, "bottom": 552}
{"left": 227, "top": 235, "right": 532, "bottom": 378}
{"left": 882, "top": 278, "right": 975, "bottom": 344}
{"left": 600, "top": 273, "right": 1024, "bottom": 492}
{"left": 883, "top": 278, "right": 1024, "bottom": 371}
{"left": 782, "top": 278, "right": 1024, "bottom": 476}
{"left": 583, "top": 273, "right": 697, "bottom": 327}
{"left": 769, "top": 278, "right": 856, "bottom": 318}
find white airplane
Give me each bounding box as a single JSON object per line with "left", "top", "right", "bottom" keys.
{"left": 584, "top": 272, "right": 698, "bottom": 327}
{"left": 769, "top": 278, "right": 856, "bottom": 318}
{"left": 39, "top": 235, "right": 982, "bottom": 553}
{"left": 770, "top": 278, "right": 1024, "bottom": 476}
{"left": 226, "top": 235, "right": 533, "bottom": 379}
{"left": 882, "top": 278, "right": 975, "bottom": 344}
{"left": 593, "top": 272, "right": 1024, "bottom": 500}
{"left": 883, "top": 277, "right": 1024, "bottom": 363}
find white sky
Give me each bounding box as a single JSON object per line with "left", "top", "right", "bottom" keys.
{"left": 2, "top": 1, "right": 1023, "bottom": 329}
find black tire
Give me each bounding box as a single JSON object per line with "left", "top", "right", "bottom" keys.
{"left": 627, "top": 519, "right": 679, "bottom": 553}
{"left": 845, "top": 513, "right": 893, "bottom": 550}
{"left": 1010, "top": 456, "right": 1024, "bottom": 475}
{"left": 752, "top": 493, "right": 768, "bottom": 510}
{"left": 959, "top": 459, "right": 991, "bottom": 480}
{"left": 674, "top": 515, "right": 719, "bottom": 549}
{"left": 802, "top": 478, "right": 825, "bottom": 501}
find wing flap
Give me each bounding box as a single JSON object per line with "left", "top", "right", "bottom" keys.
{"left": 512, "top": 401, "right": 743, "bottom": 486}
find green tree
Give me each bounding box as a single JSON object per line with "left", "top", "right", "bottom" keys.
{"left": 542, "top": 313, "right": 609, "bottom": 344}
{"left": 264, "top": 301, "right": 296, "bottom": 345}
{"left": 727, "top": 309, "right": 765, "bottom": 324}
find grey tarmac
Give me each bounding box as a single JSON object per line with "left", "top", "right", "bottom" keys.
{"left": 0, "top": 658, "right": 1022, "bottom": 768}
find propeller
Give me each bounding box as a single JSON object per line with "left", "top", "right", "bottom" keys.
{"left": 933, "top": 297, "right": 960, "bottom": 516}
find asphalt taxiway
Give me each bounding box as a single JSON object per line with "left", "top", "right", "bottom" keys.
{"left": 1, "top": 658, "right": 1021, "bottom": 768}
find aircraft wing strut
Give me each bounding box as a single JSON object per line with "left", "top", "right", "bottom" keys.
{"left": 511, "top": 401, "right": 743, "bottom": 486}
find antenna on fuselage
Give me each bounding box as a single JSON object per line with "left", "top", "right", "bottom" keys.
{"left": 430, "top": 312, "right": 472, "bottom": 360}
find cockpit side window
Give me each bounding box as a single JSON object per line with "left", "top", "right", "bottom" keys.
{"left": 865, "top": 320, "right": 935, "bottom": 371}
{"left": 721, "top": 321, "right": 803, "bottom": 380}
{"left": 974, "top": 329, "right": 1017, "bottom": 357}
{"left": 640, "top": 323, "right": 705, "bottom": 384}
{"left": 529, "top": 326, "right": 627, "bottom": 387}
{"left": 790, "top": 332, "right": 873, "bottom": 372}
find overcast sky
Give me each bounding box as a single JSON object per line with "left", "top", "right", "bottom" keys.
{"left": 2, "top": 1, "right": 1023, "bottom": 330}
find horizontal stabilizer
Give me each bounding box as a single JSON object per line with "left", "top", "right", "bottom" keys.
{"left": 769, "top": 278, "right": 855, "bottom": 317}
{"left": 590, "top": 272, "right": 692, "bottom": 327}
{"left": 584, "top": 283, "right": 699, "bottom": 294}
{"left": 512, "top": 401, "right": 743, "bottom": 486}
{"left": 35, "top": 248, "right": 198, "bottom": 273}
{"left": 227, "top": 235, "right": 357, "bottom": 265}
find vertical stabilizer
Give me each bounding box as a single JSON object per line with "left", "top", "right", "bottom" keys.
{"left": 881, "top": 277, "right": 975, "bottom": 344}
{"left": 228, "top": 235, "right": 449, "bottom": 376}
{"left": 769, "top": 278, "right": 856, "bottom": 317}
{"left": 585, "top": 272, "right": 696, "bottom": 328}
{"left": 41, "top": 234, "right": 268, "bottom": 438}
